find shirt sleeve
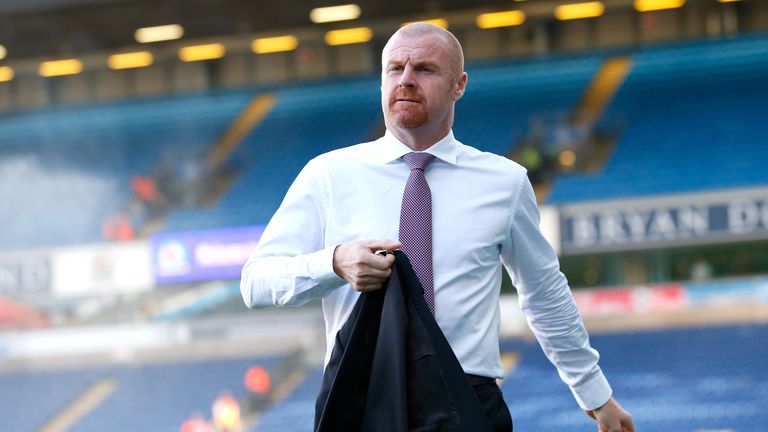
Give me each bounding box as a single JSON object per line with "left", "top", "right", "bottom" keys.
{"left": 501, "top": 175, "right": 613, "bottom": 411}
{"left": 240, "top": 158, "right": 346, "bottom": 307}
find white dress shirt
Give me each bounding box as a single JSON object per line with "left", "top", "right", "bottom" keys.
{"left": 240, "top": 130, "right": 612, "bottom": 410}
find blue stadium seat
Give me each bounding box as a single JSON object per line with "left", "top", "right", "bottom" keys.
{"left": 251, "top": 323, "right": 768, "bottom": 431}
{"left": 161, "top": 79, "right": 381, "bottom": 232}
{"left": 251, "top": 367, "right": 323, "bottom": 432}
{"left": 500, "top": 323, "right": 768, "bottom": 430}
{"left": 0, "top": 367, "right": 106, "bottom": 432}
{"left": 0, "top": 90, "right": 252, "bottom": 250}
{"left": 548, "top": 34, "right": 768, "bottom": 204}
{"left": 456, "top": 55, "right": 601, "bottom": 155}
{"left": 74, "top": 355, "right": 279, "bottom": 432}
{"left": 0, "top": 354, "right": 279, "bottom": 432}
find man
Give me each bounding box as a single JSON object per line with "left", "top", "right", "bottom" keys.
{"left": 241, "top": 22, "right": 635, "bottom": 432}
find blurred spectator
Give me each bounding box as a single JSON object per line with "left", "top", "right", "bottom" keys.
{"left": 212, "top": 393, "right": 241, "bottom": 432}
{"left": 130, "top": 175, "right": 159, "bottom": 203}
{"left": 0, "top": 297, "right": 50, "bottom": 329}
{"left": 691, "top": 257, "right": 714, "bottom": 282}
{"left": 180, "top": 414, "right": 213, "bottom": 432}
{"left": 520, "top": 145, "right": 544, "bottom": 183}
{"left": 243, "top": 365, "right": 271, "bottom": 412}
{"left": 101, "top": 214, "right": 135, "bottom": 242}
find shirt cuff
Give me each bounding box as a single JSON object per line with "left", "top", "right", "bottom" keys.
{"left": 306, "top": 245, "right": 346, "bottom": 288}
{"left": 570, "top": 369, "right": 613, "bottom": 411}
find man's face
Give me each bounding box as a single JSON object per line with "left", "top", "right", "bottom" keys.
{"left": 381, "top": 33, "right": 464, "bottom": 132}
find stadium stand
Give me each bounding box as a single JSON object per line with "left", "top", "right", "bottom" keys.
{"left": 0, "top": 355, "right": 279, "bottom": 432}
{"left": 0, "top": 52, "right": 601, "bottom": 246}
{"left": 7, "top": 34, "right": 766, "bottom": 246}
{"left": 501, "top": 323, "right": 768, "bottom": 431}
{"left": 249, "top": 323, "right": 768, "bottom": 432}
{"left": 162, "top": 55, "right": 601, "bottom": 232}
{"left": 0, "top": 367, "right": 105, "bottom": 432}
{"left": 75, "top": 356, "right": 273, "bottom": 431}
{"left": 0, "top": 90, "right": 252, "bottom": 250}
{"left": 251, "top": 367, "right": 324, "bottom": 432}
{"left": 160, "top": 78, "right": 381, "bottom": 232}
{"left": 454, "top": 55, "right": 601, "bottom": 155}
{"left": 548, "top": 33, "right": 768, "bottom": 203}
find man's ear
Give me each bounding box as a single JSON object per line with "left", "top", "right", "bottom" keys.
{"left": 454, "top": 71, "right": 468, "bottom": 101}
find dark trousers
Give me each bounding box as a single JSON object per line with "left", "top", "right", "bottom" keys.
{"left": 466, "top": 374, "right": 514, "bottom": 432}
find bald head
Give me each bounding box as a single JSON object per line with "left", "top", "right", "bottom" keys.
{"left": 380, "top": 22, "right": 468, "bottom": 149}
{"left": 383, "top": 22, "right": 464, "bottom": 79}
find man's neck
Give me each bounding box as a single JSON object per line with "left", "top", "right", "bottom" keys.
{"left": 387, "top": 125, "right": 450, "bottom": 152}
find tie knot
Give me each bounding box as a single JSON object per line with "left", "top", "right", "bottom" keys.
{"left": 403, "top": 152, "right": 436, "bottom": 171}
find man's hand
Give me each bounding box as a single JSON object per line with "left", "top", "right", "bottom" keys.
{"left": 333, "top": 239, "right": 401, "bottom": 292}
{"left": 586, "top": 397, "right": 635, "bottom": 432}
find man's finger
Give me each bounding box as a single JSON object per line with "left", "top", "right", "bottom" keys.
{"left": 363, "top": 239, "right": 401, "bottom": 251}
{"left": 346, "top": 262, "right": 391, "bottom": 282}
{"left": 353, "top": 279, "right": 387, "bottom": 292}
{"left": 622, "top": 418, "right": 636, "bottom": 432}
{"left": 358, "top": 267, "right": 392, "bottom": 280}
{"left": 360, "top": 251, "right": 397, "bottom": 271}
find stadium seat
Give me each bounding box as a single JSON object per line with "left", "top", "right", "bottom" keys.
{"left": 548, "top": 34, "right": 768, "bottom": 204}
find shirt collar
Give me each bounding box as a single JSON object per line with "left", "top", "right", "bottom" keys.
{"left": 374, "top": 129, "right": 459, "bottom": 165}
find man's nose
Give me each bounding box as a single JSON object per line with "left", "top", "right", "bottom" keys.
{"left": 398, "top": 65, "right": 415, "bottom": 88}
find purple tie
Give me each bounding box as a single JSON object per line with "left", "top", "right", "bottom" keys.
{"left": 400, "top": 152, "right": 436, "bottom": 314}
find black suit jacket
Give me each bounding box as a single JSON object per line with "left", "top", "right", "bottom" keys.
{"left": 314, "top": 251, "right": 492, "bottom": 432}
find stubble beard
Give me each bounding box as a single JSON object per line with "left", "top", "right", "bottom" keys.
{"left": 392, "top": 108, "right": 428, "bottom": 129}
